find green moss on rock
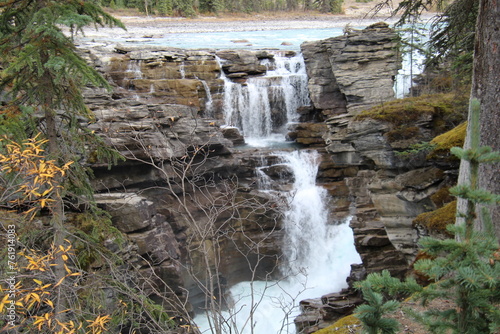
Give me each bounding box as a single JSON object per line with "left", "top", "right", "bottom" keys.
{"left": 413, "top": 200, "right": 457, "bottom": 234}
{"left": 430, "top": 187, "right": 454, "bottom": 207}
{"left": 356, "top": 93, "right": 457, "bottom": 125}
{"left": 356, "top": 93, "right": 466, "bottom": 143}
{"left": 313, "top": 315, "right": 362, "bottom": 334}
{"left": 427, "top": 122, "right": 467, "bottom": 159}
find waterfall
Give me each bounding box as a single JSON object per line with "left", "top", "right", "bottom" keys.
{"left": 220, "top": 54, "right": 310, "bottom": 146}
{"left": 194, "top": 151, "right": 361, "bottom": 333}
{"left": 394, "top": 25, "right": 429, "bottom": 98}
{"left": 278, "top": 151, "right": 362, "bottom": 293}
{"left": 126, "top": 60, "right": 143, "bottom": 79}
{"left": 194, "top": 53, "right": 360, "bottom": 334}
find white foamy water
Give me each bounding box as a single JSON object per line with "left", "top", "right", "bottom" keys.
{"left": 220, "top": 54, "right": 310, "bottom": 145}
{"left": 194, "top": 151, "right": 361, "bottom": 334}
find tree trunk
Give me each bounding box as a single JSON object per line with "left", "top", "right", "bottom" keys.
{"left": 456, "top": 0, "right": 500, "bottom": 239}
{"left": 41, "top": 56, "right": 68, "bottom": 321}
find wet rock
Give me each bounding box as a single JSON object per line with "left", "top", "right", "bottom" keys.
{"left": 221, "top": 126, "right": 245, "bottom": 145}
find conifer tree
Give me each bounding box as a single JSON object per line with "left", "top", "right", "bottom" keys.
{"left": 1, "top": 2, "right": 190, "bottom": 333}
{"left": 0, "top": 0, "right": 125, "bottom": 327}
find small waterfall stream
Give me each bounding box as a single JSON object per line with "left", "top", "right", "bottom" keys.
{"left": 201, "top": 80, "right": 214, "bottom": 117}
{"left": 194, "top": 53, "right": 361, "bottom": 333}
{"left": 220, "top": 54, "right": 310, "bottom": 146}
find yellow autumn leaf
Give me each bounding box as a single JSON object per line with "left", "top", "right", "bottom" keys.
{"left": 0, "top": 294, "right": 9, "bottom": 313}
{"left": 44, "top": 299, "right": 54, "bottom": 308}
{"left": 31, "top": 292, "right": 41, "bottom": 303}
{"left": 27, "top": 299, "right": 37, "bottom": 310}
{"left": 34, "top": 317, "right": 46, "bottom": 330}
{"left": 63, "top": 161, "right": 73, "bottom": 169}
{"left": 54, "top": 276, "right": 65, "bottom": 288}
{"left": 33, "top": 279, "right": 43, "bottom": 285}
{"left": 41, "top": 187, "right": 53, "bottom": 196}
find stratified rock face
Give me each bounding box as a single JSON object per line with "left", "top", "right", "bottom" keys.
{"left": 105, "top": 46, "right": 223, "bottom": 112}
{"left": 216, "top": 49, "right": 269, "bottom": 78}
{"left": 301, "top": 22, "right": 400, "bottom": 116}
{"left": 93, "top": 193, "right": 185, "bottom": 297}
{"left": 293, "top": 24, "right": 464, "bottom": 333}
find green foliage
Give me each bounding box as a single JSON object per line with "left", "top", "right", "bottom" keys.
{"left": 427, "top": 0, "right": 477, "bottom": 85}
{"left": 199, "top": 0, "right": 224, "bottom": 13}
{"left": 69, "top": 211, "right": 125, "bottom": 270}
{"left": 171, "top": 0, "right": 196, "bottom": 16}
{"left": 411, "top": 224, "right": 500, "bottom": 333}
{"left": 395, "top": 21, "right": 430, "bottom": 97}
{"left": 385, "top": 0, "right": 477, "bottom": 88}
{"left": 355, "top": 271, "right": 422, "bottom": 334}
{"left": 0, "top": 0, "right": 125, "bottom": 207}
{"left": 116, "top": 0, "right": 345, "bottom": 15}
{"left": 0, "top": 2, "right": 178, "bottom": 333}
{"left": 157, "top": 0, "right": 173, "bottom": 15}
{"left": 395, "top": 141, "right": 436, "bottom": 158}
{"left": 329, "top": 0, "right": 344, "bottom": 14}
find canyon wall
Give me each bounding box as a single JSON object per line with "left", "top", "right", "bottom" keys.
{"left": 79, "top": 22, "right": 460, "bottom": 332}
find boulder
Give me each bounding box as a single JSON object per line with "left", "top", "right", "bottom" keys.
{"left": 216, "top": 50, "right": 270, "bottom": 78}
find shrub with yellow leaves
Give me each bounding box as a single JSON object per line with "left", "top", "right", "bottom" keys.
{"left": 0, "top": 240, "right": 110, "bottom": 334}
{"left": 0, "top": 133, "right": 73, "bottom": 219}
{"left": 1, "top": 134, "right": 182, "bottom": 333}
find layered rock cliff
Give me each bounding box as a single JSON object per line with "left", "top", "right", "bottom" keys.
{"left": 293, "top": 24, "right": 463, "bottom": 332}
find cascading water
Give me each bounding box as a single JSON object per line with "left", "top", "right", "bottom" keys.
{"left": 201, "top": 80, "right": 214, "bottom": 118}
{"left": 394, "top": 25, "right": 429, "bottom": 98}
{"left": 126, "top": 60, "right": 143, "bottom": 79}
{"left": 180, "top": 61, "right": 186, "bottom": 79}
{"left": 194, "top": 150, "right": 361, "bottom": 333}
{"left": 194, "top": 53, "right": 361, "bottom": 333}
{"left": 219, "top": 54, "right": 310, "bottom": 146}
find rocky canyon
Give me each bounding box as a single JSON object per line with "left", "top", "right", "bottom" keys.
{"left": 77, "top": 21, "right": 463, "bottom": 333}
